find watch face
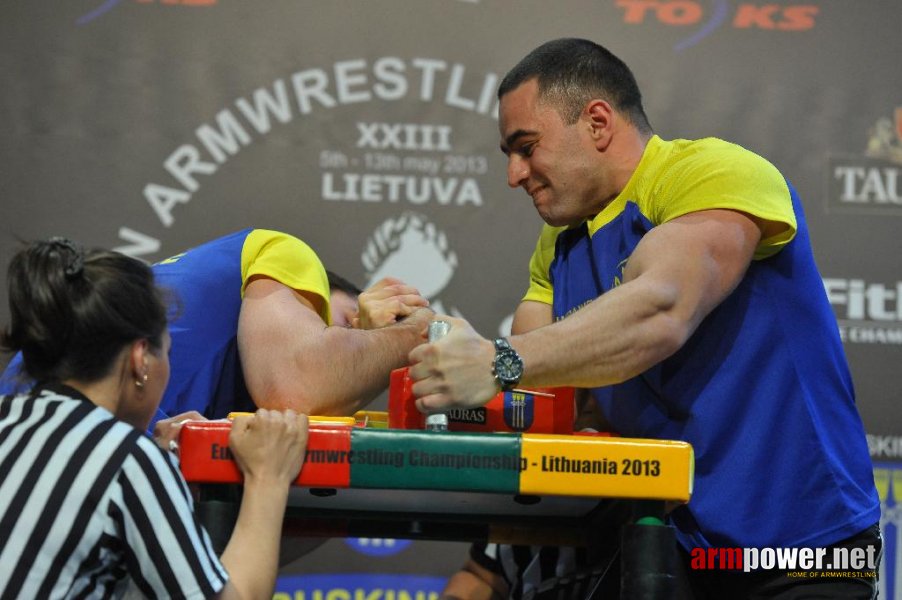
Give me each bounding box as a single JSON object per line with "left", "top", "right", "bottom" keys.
{"left": 493, "top": 339, "right": 523, "bottom": 390}
{"left": 496, "top": 353, "right": 521, "bottom": 378}
{"left": 494, "top": 348, "right": 523, "bottom": 387}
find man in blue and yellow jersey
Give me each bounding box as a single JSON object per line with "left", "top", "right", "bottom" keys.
{"left": 150, "top": 227, "right": 431, "bottom": 434}
{"left": 0, "top": 228, "right": 432, "bottom": 436}
{"left": 417, "top": 39, "right": 880, "bottom": 599}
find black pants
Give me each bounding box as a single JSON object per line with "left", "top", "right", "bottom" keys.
{"left": 678, "top": 524, "right": 883, "bottom": 600}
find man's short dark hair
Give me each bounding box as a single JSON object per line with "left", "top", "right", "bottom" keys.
{"left": 326, "top": 270, "right": 362, "bottom": 297}
{"left": 498, "top": 38, "right": 652, "bottom": 133}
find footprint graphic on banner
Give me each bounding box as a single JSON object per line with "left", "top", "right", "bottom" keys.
{"left": 361, "top": 212, "right": 465, "bottom": 319}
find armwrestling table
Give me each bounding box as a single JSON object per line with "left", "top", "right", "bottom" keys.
{"left": 179, "top": 415, "right": 694, "bottom": 599}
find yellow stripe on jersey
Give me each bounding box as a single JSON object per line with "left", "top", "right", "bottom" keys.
{"left": 239, "top": 229, "right": 331, "bottom": 324}
{"left": 523, "top": 136, "right": 798, "bottom": 304}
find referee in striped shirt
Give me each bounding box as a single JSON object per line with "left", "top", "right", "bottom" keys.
{"left": 0, "top": 238, "right": 308, "bottom": 599}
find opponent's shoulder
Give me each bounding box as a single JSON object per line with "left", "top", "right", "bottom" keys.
{"left": 242, "top": 229, "right": 325, "bottom": 272}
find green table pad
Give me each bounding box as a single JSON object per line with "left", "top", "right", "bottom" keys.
{"left": 349, "top": 428, "right": 522, "bottom": 493}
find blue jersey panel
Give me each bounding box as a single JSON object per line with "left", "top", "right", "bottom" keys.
{"left": 151, "top": 228, "right": 254, "bottom": 431}
{"left": 551, "top": 185, "right": 878, "bottom": 549}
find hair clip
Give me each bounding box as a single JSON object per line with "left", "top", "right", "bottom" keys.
{"left": 47, "top": 237, "right": 85, "bottom": 279}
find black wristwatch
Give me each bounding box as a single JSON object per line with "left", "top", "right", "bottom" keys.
{"left": 492, "top": 337, "right": 524, "bottom": 391}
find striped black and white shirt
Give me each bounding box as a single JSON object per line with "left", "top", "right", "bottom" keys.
{"left": 469, "top": 541, "right": 624, "bottom": 600}
{"left": 0, "top": 384, "right": 228, "bottom": 599}
{"left": 468, "top": 498, "right": 630, "bottom": 600}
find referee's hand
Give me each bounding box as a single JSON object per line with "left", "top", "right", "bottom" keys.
{"left": 152, "top": 410, "right": 205, "bottom": 454}
{"left": 229, "top": 409, "right": 309, "bottom": 486}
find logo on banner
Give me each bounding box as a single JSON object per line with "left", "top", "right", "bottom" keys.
{"left": 828, "top": 107, "right": 902, "bottom": 216}
{"left": 503, "top": 391, "right": 534, "bottom": 431}
{"left": 613, "top": 0, "right": 819, "bottom": 51}
{"left": 275, "top": 573, "right": 444, "bottom": 600}
{"left": 320, "top": 121, "right": 488, "bottom": 207}
{"left": 873, "top": 463, "right": 902, "bottom": 600}
{"left": 823, "top": 278, "right": 902, "bottom": 345}
{"left": 344, "top": 538, "right": 412, "bottom": 557}
{"left": 77, "top": 0, "right": 216, "bottom": 26}
{"left": 116, "top": 56, "right": 500, "bottom": 255}
{"left": 867, "top": 108, "right": 902, "bottom": 165}
{"left": 362, "top": 212, "right": 464, "bottom": 318}
{"left": 870, "top": 436, "right": 902, "bottom": 461}
{"left": 115, "top": 55, "right": 516, "bottom": 337}
{"left": 448, "top": 407, "right": 487, "bottom": 425}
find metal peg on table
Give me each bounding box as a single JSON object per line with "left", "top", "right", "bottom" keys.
{"left": 425, "top": 320, "right": 451, "bottom": 432}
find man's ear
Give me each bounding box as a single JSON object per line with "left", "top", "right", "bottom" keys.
{"left": 586, "top": 99, "right": 614, "bottom": 151}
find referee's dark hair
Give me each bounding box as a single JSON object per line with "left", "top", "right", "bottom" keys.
{"left": 498, "top": 37, "right": 652, "bottom": 134}
{"left": 1, "top": 238, "right": 167, "bottom": 384}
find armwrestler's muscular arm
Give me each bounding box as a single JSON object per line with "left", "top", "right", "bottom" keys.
{"left": 516, "top": 209, "right": 761, "bottom": 388}
{"left": 238, "top": 277, "right": 432, "bottom": 415}
{"left": 411, "top": 209, "right": 761, "bottom": 410}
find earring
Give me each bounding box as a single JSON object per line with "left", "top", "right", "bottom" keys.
{"left": 135, "top": 373, "right": 148, "bottom": 388}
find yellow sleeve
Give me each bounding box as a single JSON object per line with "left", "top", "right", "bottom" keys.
{"left": 522, "top": 225, "right": 564, "bottom": 305}
{"left": 240, "top": 229, "right": 332, "bottom": 324}
{"left": 651, "top": 140, "right": 797, "bottom": 260}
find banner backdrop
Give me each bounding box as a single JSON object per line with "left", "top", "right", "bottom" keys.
{"left": 2, "top": 0, "right": 901, "bottom": 596}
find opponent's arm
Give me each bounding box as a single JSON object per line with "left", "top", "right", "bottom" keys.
{"left": 238, "top": 277, "right": 432, "bottom": 415}
{"left": 354, "top": 276, "right": 430, "bottom": 330}
{"left": 411, "top": 209, "right": 760, "bottom": 410}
